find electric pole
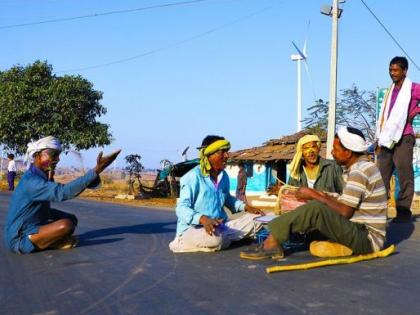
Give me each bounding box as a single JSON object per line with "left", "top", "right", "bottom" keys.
{"left": 322, "top": 0, "right": 342, "bottom": 158}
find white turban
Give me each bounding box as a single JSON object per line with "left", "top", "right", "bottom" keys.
{"left": 337, "top": 127, "right": 368, "bottom": 152}
{"left": 25, "top": 136, "right": 62, "bottom": 164}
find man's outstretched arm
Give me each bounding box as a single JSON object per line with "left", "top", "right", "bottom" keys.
{"left": 30, "top": 150, "right": 122, "bottom": 202}
{"left": 94, "top": 150, "right": 121, "bottom": 174}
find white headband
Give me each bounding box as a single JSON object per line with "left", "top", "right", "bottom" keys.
{"left": 25, "top": 136, "right": 62, "bottom": 164}
{"left": 337, "top": 127, "right": 368, "bottom": 152}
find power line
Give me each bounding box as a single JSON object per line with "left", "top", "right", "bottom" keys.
{"left": 56, "top": 6, "right": 271, "bottom": 73}
{"left": 360, "top": 0, "right": 420, "bottom": 72}
{"left": 0, "top": 0, "right": 211, "bottom": 30}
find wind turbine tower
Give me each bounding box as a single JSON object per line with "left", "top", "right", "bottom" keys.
{"left": 291, "top": 41, "right": 307, "bottom": 132}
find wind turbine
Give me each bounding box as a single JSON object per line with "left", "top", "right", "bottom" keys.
{"left": 291, "top": 21, "right": 317, "bottom": 132}
{"left": 291, "top": 40, "right": 307, "bottom": 132}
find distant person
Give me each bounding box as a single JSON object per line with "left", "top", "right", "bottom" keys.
{"left": 288, "top": 134, "right": 343, "bottom": 193}
{"left": 376, "top": 56, "right": 420, "bottom": 223}
{"left": 235, "top": 162, "right": 247, "bottom": 202}
{"left": 7, "top": 153, "right": 17, "bottom": 191}
{"left": 4, "top": 136, "right": 120, "bottom": 254}
{"left": 240, "top": 127, "right": 387, "bottom": 260}
{"left": 169, "top": 135, "right": 265, "bottom": 253}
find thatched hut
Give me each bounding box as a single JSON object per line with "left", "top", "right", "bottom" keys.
{"left": 227, "top": 130, "right": 327, "bottom": 194}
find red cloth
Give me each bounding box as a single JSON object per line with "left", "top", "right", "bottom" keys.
{"left": 280, "top": 188, "right": 307, "bottom": 213}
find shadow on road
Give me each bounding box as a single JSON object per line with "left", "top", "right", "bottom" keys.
{"left": 77, "top": 221, "right": 176, "bottom": 242}
{"left": 77, "top": 237, "right": 125, "bottom": 247}
{"left": 385, "top": 221, "right": 415, "bottom": 246}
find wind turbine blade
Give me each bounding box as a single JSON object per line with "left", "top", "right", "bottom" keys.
{"left": 292, "top": 41, "right": 306, "bottom": 59}
{"left": 182, "top": 146, "right": 189, "bottom": 156}
{"left": 303, "top": 20, "right": 310, "bottom": 56}
{"left": 303, "top": 60, "right": 317, "bottom": 101}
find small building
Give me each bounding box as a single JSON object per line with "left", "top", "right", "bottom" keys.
{"left": 227, "top": 130, "right": 327, "bottom": 195}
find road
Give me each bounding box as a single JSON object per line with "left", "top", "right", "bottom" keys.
{"left": 0, "top": 191, "right": 420, "bottom": 315}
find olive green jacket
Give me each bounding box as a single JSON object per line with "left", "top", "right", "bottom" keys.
{"left": 287, "top": 157, "right": 343, "bottom": 193}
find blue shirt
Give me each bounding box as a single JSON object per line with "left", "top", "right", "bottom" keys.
{"left": 4, "top": 165, "right": 99, "bottom": 251}
{"left": 175, "top": 165, "right": 245, "bottom": 236}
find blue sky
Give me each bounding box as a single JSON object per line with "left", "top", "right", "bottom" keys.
{"left": 2, "top": 0, "right": 419, "bottom": 169}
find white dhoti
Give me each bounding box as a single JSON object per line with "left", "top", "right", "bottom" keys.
{"left": 169, "top": 213, "right": 263, "bottom": 253}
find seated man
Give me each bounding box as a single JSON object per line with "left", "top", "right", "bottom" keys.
{"left": 280, "top": 134, "right": 344, "bottom": 243}
{"left": 288, "top": 134, "right": 343, "bottom": 193}
{"left": 4, "top": 136, "right": 120, "bottom": 254}
{"left": 240, "top": 127, "right": 387, "bottom": 260}
{"left": 169, "top": 135, "right": 264, "bottom": 253}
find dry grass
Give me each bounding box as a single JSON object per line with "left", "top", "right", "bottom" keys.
{"left": 0, "top": 180, "right": 8, "bottom": 191}
{"left": 0, "top": 173, "right": 176, "bottom": 210}
{"left": 3, "top": 172, "right": 420, "bottom": 215}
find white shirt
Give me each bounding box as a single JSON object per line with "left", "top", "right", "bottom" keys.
{"left": 306, "top": 178, "right": 315, "bottom": 189}
{"left": 8, "top": 160, "right": 16, "bottom": 172}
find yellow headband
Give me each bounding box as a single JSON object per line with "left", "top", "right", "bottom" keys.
{"left": 199, "top": 139, "right": 231, "bottom": 176}
{"left": 288, "top": 135, "right": 321, "bottom": 181}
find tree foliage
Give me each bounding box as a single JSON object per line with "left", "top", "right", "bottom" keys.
{"left": 0, "top": 60, "right": 112, "bottom": 154}
{"left": 125, "top": 154, "right": 144, "bottom": 180}
{"left": 125, "top": 154, "right": 145, "bottom": 196}
{"left": 302, "top": 84, "right": 377, "bottom": 142}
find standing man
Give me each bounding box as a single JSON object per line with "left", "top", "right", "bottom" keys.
{"left": 240, "top": 127, "right": 387, "bottom": 260}
{"left": 376, "top": 56, "right": 420, "bottom": 223}
{"left": 7, "top": 153, "right": 17, "bottom": 191}
{"left": 169, "top": 135, "right": 264, "bottom": 253}
{"left": 236, "top": 162, "right": 247, "bottom": 202}
{"left": 4, "top": 136, "right": 120, "bottom": 254}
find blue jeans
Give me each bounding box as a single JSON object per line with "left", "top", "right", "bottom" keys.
{"left": 7, "top": 171, "right": 16, "bottom": 191}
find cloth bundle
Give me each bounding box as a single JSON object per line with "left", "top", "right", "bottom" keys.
{"left": 276, "top": 185, "right": 307, "bottom": 214}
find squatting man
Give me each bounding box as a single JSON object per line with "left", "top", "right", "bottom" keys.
{"left": 4, "top": 136, "right": 120, "bottom": 254}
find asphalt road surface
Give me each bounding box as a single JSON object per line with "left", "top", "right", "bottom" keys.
{"left": 1, "top": 191, "right": 420, "bottom": 315}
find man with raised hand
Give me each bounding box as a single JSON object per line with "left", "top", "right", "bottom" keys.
{"left": 4, "top": 136, "right": 120, "bottom": 254}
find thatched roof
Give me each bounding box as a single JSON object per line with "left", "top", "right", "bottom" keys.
{"left": 230, "top": 130, "right": 327, "bottom": 163}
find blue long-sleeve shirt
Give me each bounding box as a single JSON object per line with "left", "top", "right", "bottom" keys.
{"left": 4, "top": 165, "right": 99, "bottom": 251}
{"left": 175, "top": 165, "right": 245, "bottom": 236}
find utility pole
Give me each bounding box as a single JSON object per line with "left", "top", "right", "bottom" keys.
{"left": 322, "top": 0, "right": 342, "bottom": 159}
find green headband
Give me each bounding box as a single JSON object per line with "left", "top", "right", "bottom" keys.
{"left": 199, "top": 139, "right": 231, "bottom": 176}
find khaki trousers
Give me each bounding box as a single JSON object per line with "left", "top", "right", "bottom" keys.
{"left": 268, "top": 200, "right": 373, "bottom": 254}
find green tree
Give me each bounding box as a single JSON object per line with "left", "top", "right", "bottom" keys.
{"left": 125, "top": 154, "right": 144, "bottom": 196}
{"left": 0, "top": 60, "right": 112, "bottom": 154}
{"left": 303, "top": 84, "right": 376, "bottom": 142}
